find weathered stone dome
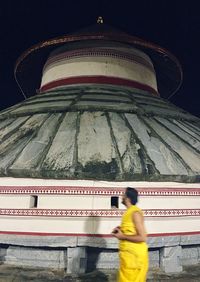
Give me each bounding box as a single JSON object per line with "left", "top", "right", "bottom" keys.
{"left": 0, "top": 83, "right": 199, "bottom": 182}
{"left": 0, "top": 23, "right": 199, "bottom": 182}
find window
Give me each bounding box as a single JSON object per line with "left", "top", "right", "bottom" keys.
{"left": 111, "top": 196, "right": 119, "bottom": 208}
{"left": 30, "top": 195, "right": 38, "bottom": 208}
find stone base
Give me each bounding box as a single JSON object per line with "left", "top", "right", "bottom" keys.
{"left": 181, "top": 246, "right": 200, "bottom": 266}
{"left": 67, "top": 247, "right": 87, "bottom": 274}
{"left": 160, "top": 246, "right": 182, "bottom": 273}
{"left": 5, "top": 246, "right": 67, "bottom": 269}
{"left": 0, "top": 234, "right": 200, "bottom": 274}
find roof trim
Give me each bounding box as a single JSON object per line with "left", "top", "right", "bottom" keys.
{"left": 14, "top": 30, "right": 183, "bottom": 99}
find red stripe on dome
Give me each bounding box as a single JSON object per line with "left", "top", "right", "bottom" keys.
{"left": 40, "top": 76, "right": 159, "bottom": 96}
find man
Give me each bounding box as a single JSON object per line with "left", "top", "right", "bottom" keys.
{"left": 112, "top": 187, "right": 148, "bottom": 282}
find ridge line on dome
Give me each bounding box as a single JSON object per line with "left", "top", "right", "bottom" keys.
{"left": 141, "top": 116, "right": 196, "bottom": 174}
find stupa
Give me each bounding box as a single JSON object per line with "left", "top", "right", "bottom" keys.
{"left": 0, "top": 18, "right": 199, "bottom": 273}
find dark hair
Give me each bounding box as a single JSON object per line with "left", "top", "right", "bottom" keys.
{"left": 125, "top": 187, "right": 138, "bottom": 205}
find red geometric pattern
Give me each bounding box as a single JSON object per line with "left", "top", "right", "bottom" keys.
{"left": 0, "top": 186, "right": 199, "bottom": 196}
{"left": 0, "top": 208, "right": 199, "bottom": 217}
{"left": 43, "top": 48, "right": 155, "bottom": 73}
{"left": 144, "top": 209, "right": 200, "bottom": 217}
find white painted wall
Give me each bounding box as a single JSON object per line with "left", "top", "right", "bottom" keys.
{"left": 0, "top": 216, "right": 199, "bottom": 235}
{"left": 41, "top": 56, "right": 157, "bottom": 91}
{"left": 0, "top": 195, "right": 31, "bottom": 208}
{"left": 139, "top": 196, "right": 200, "bottom": 209}
{"left": 145, "top": 217, "right": 200, "bottom": 234}
{"left": 0, "top": 178, "right": 199, "bottom": 235}
{"left": 1, "top": 177, "right": 199, "bottom": 188}
{"left": 0, "top": 194, "right": 199, "bottom": 210}
{"left": 39, "top": 195, "right": 93, "bottom": 209}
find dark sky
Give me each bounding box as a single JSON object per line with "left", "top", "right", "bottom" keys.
{"left": 0, "top": 0, "right": 199, "bottom": 117}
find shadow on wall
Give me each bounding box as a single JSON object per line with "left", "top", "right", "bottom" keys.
{"left": 0, "top": 245, "right": 7, "bottom": 264}
{"left": 79, "top": 216, "right": 109, "bottom": 281}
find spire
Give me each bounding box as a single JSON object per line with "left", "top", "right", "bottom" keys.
{"left": 97, "top": 16, "right": 104, "bottom": 24}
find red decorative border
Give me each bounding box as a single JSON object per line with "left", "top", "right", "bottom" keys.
{"left": 0, "top": 208, "right": 200, "bottom": 217}
{"left": 144, "top": 209, "right": 200, "bottom": 217}
{"left": 0, "top": 186, "right": 200, "bottom": 196}
{"left": 40, "top": 75, "right": 159, "bottom": 96}
{"left": 43, "top": 48, "right": 155, "bottom": 73}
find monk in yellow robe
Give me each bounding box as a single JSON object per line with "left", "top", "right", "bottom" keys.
{"left": 112, "top": 187, "right": 148, "bottom": 282}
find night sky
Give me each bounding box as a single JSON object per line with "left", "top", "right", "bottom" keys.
{"left": 0, "top": 0, "right": 199, "bottom": 117}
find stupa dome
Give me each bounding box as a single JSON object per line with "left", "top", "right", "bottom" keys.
{"left": 0, "top": 21, "right": 200, "bottom": 274}
{"left": 0, "top": 23, "right": 199, "bottom": 182}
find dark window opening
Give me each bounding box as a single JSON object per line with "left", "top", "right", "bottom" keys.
{"left": 30, "top": 195, "right": 38, "bottom": 208}
{"left": 111, "top": 196, "right": 119, "bottom": 208}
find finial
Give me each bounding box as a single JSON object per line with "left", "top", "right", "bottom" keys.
{"left": 97, "top": 16, "right": 104, "bottom": 24}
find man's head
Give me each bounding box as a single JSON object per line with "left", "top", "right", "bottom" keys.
{"left": 122, "top": 187, "right": 138, "bottom": 206}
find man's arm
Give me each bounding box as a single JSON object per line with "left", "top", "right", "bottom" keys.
{"left": 113, "top": 212, "right": 147, "bottom": 242}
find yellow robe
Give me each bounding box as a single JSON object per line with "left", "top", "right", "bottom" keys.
{"left": 118, "top": 205, "right": 148, "bottom": 282}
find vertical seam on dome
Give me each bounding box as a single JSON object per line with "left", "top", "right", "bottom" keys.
{"left": 140, "top": 116, "right": 194, "bottom": 174}
{"left": 153, "top": 117, "right": 200, "bottom": 154}
{"left": 73, "top": 111, "right": 81, "bottom": 171}
{"left": 105, "top": 112, "right": 124, "bottom": 178}
{"left": 0, "top": 116, "right": 30, "bottom": 144}
{"left": 37, "top": 113, "right": 66, "bottom": 173}
{"left": 69, "top": 90, "right": 85, "bottom": 108}
{"left": 3, "top": 114, "right": 50, "bottom": 176}
{"left": 123, "top": 113, "right": 159, "bottom": 176}
{"left": 172, "top": 120, "right": 200, "bottom": 139}
{"left": 182, "top": 121, "right": 200, "bottom": 137}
